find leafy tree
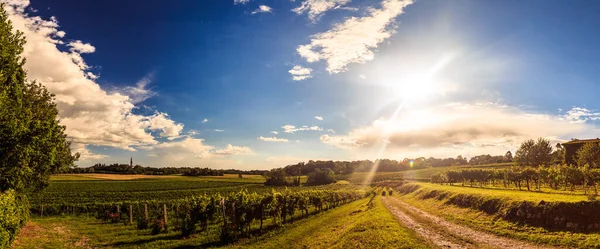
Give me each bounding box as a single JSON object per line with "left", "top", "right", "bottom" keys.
{"left": 576, "top": 142, "right": 600, "bottom": 168}
{"left": 306, "top": 169, "right": 336, "bottom": 186}
{"left": 515, "top": 138, "right": 553, "bottom": 167}
{"left": 505, "top": 151, "right": 513, "bottom": 162}
{"left": 264, "top": 169, "right": 288, "bottom": 186}
{"left": 0, "top": 5, "right": 78, "bottom": 193}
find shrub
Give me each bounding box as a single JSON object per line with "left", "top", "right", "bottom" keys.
{"left": 0, "top": 190, "right": 29, "bottom": 248}
{"left": 306, "top": 169, "right": 336, "bottom": 186}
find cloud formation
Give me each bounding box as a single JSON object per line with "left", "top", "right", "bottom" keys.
{"left": 321, "top": 103, "right": 593, "bottom": 153}
{"left": 562, "top": 107, "right": 600, "bottom": 124}
{"left": 212, "top": 144, "right": 254, "bottom": 156}
{"left": 297, "top": 0, "right": 414, "bottom": 73}
{"left": 67, "top": 40, "right": 95, "bottom": 53}
{"left": 315, "top": 116, "right": 323, "bottom": 120}
{"left": 258, "top": 136, "right": 289, "bottom": 142}
{"left": 252, "top": 5, "right": 272, "bottom": 15}
{"left": 119, "top": 73, "right": 157, "bottom": 104}
{"left": 288, "top": 65, "right": 313, "bottom": 81}
{"left": 282, "top": 125, "right": 323, "bottom": 133}
{"left": 2, "top": 1, "right": 185, "bottom": 158}
{"left": 292, "top": 0, "right": 352, "bottom": 23}
{"left": 234, "top": 0, "right": 250, "bottom": 5}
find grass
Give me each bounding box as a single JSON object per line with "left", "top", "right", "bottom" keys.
{"left": 341, "top": 163, "right": 513, "bottom": 183}
{"left": 394, "top": 192, "right": 600, "bottom": 248}
{"left": 228, "top": 196, "right": 430, "bottom": 249}
{"left": 51, "top": 173, "right": 266, "bottom": 182}
{"left": 13, "top": 196, "right": 428, "bottom": 249}
{"left": 415, "top": 182, "right": 589, "bottom": 202}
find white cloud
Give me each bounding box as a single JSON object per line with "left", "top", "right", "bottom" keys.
{"left": 321, "top": 103, "right": 593, "bottom": 154}
{"left": 71, "top": 143, "right": 108, "bottom": 161}
{"left": 297, "top": 0, "right": 414, "bottom": 73}
{"left": 2, "top": 2, "right": 184, "bottom": 155}
{"left": 270, "top": 131, "right": 279, "bottom": 134}
{"left": 234, "top": 0, "right": 250, "bottom": 4}
{"left": 141, "top": 138, "right": 252, "bottom": 161}
{"left": 67, "top": 40, "right": 95, "bottom": 53}
{"left": 145, "top": 112, "right": 184, "bottom": 138}
{"left": 119, "top": 73, "right": 157, "bottom": 104}
{"left": 141, "top": 137, "right": 213, "bottom": 160}
{"left": 288, "top": 65, "right": 313, "bottom": 81}
{"left": 215, "top": 129, "right": 225, "bottom": 132}
{"left": 562, "top": 107, "right": 600, "bottom": 124}
{"left": 315, "top": 116, "right": 323, "bottom": 120}
{"left": 292, "top": 0, "right": 352, "bottom": 23}
{"left": 252, "top": 5, "right": 272, "bottom": 15}
{"left": 327, "top": 129, "right": 336, "bottom": 133}
{"left": 258, "top": 136, "right": 289, "bottom": 142}
{"left": 202, "top": 118, "right": 209, "bottom": 123}
{"left": 282, "top": 124, "right": 323, "bottom": 133}
{"left": 212, "top": 144, "right": 254, "bottom": 156}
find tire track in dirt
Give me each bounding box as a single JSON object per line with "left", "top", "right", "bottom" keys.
{"left": 383, "top": 197, "right": 555, "bottom": 249}
{"left": 382, "top": 197, "right": 469, "bottom": 249}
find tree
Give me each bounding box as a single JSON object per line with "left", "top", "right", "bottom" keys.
{"left": 306, "top": 169, "right": 336, "bottom": 186}
{"left": 0, "top": 6, "right": 78, "bottom": 193}
{"left": 264, "top": 169, "right": 288, "bottom": 186}
{"left": 576, "top": 142, "right": 600, "bottom": 168}
{"left": 505, "top": 151, "right": 513, "bottom": 162}
{"left": 515, "top": 138, "right": 553, "bottom": 167}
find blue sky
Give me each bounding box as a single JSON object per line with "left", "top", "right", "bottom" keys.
{"left": 4, "top": 0, "right": 600, "bottom": 169}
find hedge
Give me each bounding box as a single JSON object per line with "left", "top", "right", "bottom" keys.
{"left": 0, "top": 190, "right": 29, "bottom": 249}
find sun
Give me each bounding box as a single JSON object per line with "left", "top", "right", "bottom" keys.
{"left": 391, "top": 72, "right": 436, "bottom": 102}
{"left": 382, "top": 53, "right": 455, "bottom": 103}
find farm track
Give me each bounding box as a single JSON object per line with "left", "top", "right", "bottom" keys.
{"left": 382, "top": 196, "right": 555, "bottom": 249}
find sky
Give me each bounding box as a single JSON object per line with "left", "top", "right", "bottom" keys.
{"left": 3, "top": 0, "right": 600, "bottom": 169}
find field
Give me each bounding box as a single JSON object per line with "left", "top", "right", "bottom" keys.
{"left": 390, "top": 182, "right": 600, "bottom": 248}
{"left": 14, "top": 164, "right": 600, "bottom": 249}
{"left": 13, "top": 195, "right": 429, "bottom": 249}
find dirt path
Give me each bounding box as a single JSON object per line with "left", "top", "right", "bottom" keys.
{"left": 382, "top": 197, "right": 554, "bottom": 249}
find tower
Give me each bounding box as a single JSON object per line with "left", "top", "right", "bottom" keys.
{"left": 130, "top": 157, "right": 133, "bottom": 167}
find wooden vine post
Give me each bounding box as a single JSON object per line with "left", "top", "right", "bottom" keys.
{"left": 163, "top": 204, "right": 168, "bottom": 225}
{"left": 129, "top": 204, "right": 133, "bottom": 225}
{"left": 220, "top": 198, "right": 226, "bottom": 228}
{"left": 40, "top": 204, "right": 43, "bottom": 217}
{"left": 144, "top": 203, "right": 148, "bottom": 220}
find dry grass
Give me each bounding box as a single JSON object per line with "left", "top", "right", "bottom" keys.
{"left": 53, "top": 174, "right": 179, "bottom": 180}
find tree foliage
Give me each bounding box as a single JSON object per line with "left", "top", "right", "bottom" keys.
{"left": 306, "top": 168, "right": 336, "bottom": 186}
{"left": 515, "top": 138, "right": 553, "bottom": 167}
{"left": 576, "top": 142, "right": 600, "bottom": 168}
{"left": 0, "top": 5, "right": 78, "bottom": 193}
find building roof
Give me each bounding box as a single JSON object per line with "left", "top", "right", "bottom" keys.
{"left": 562, "top": 138, "right": 600, "bottom": 145}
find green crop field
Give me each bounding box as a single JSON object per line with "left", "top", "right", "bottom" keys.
{"left": 14, "top": 165, "right": 600, "bottom": 249}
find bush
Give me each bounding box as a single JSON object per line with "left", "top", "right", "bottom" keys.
{"left": 306, "top": 169, "right": 336, "bottom": 186}
{"left": 388, "top": 190, "right": 393, "bottom": 196}
{"left": 0, "top": 190, "right": 29, "bottom": 248}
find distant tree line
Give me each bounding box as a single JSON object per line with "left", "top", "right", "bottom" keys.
{"left": 65, "top": 163, "right": 267, "bottom": 176}
{"left": 432, "top": 138, "right": 600, "bottom": 194}
{"left": 263, "top": 154, "right": 515, "bottom": 187}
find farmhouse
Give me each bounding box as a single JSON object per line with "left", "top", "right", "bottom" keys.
{"left": 562, "top": 138, "right": 600, "bottom": 165}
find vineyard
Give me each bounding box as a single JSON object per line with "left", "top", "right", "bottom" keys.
{"left": 28, "top": 182, "right": 367, "bottom": 246}
{"left": 431, "top": 165, "right": 600, "bottom": 194}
